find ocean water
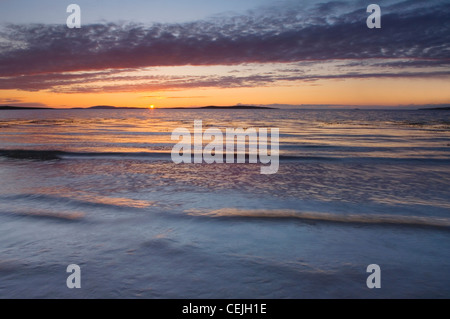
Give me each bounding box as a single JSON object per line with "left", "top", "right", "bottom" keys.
{"left": 0, "top": 108, "right": 449, "bottom": 298}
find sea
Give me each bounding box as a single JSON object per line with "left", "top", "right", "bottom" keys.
{"left": 0, "top": 108, "right": 449, "bottom": 298}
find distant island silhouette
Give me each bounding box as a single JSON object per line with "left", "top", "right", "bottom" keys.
{"left": 86, "top": 105, "right": 276, "bottom": 110}
{"left": 1, "top": 105, "right": 276, "bottom": 110}
{"left": 0, "top": 106, "right": 51, "bottom": 110}
{"left": 418, "top": 106, "right": 450, "bottom": 111}
{"left": 170, "top": 105, "right": 276, "bottom": 110}
{"left": 3, "top": 105, "right": 450, "bottom": 111}
{"left": 71, "top": 105, "right": 144, "bottom": 109}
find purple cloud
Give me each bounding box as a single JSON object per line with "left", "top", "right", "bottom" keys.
{"left": 2, "top": 70, "right": 443, "bottom": 94}
{"left": 0, "top": 0, "right": 448, "bottom": 92}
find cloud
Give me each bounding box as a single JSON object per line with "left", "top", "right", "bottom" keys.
{"left": 0, "top": 0, "right": 448, "bottom": 92}
{"left": 0, "top": 102, "right": 48, "bottom": 107}
{"left": 0, "top": 69, "right": 143, "bottom": 91}
{"left": 0, "top": 97, "right": 22, "bottom": 103}
{"left": 0, "top": 97, "right": 47, "bottom": 107}
{"left": 7, "top": 70, "right": 444, "bottom": 94}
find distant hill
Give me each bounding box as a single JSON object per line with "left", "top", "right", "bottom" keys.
{"left": 419, "top": 106, "right": 450, "bottom": 111}
{"left": 1, "top": 105, "right": 276, "bottom": 110}
{"left": 84, "top": 105, "right": 148, "bottom": 110}
{"left": 87, "top": 105, "right": 117, "bottom": 109}
{"left": 87, "top": 105, "right": 122, "bottom": 109}
{"left": 170, "top": 105, "right": 276, "bottom": 110}
{"left": 0, "top": 105, "right": 51, "bottom": 110}
{"left": 201, "top": 105, "right": 275, "bottom": 109}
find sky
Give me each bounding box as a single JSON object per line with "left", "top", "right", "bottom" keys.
{"left": 0, "top": 0, "right": 449, "bottom": 108}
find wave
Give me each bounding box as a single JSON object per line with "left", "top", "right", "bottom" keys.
{"left": 0, "top": 149, "right": 64, "bottom": 160}
{"left": 186, "top": 208, "right": 450, "bottom": 229}
{"left": 0, "top": 209, "right": 84, "bottom": 221}
{"left": 1, "top": 193, "right": 155, "bottom": 210}
{"left": 0, "top": 149, "right": 171, "bottom": 160}
{"left": 0, "top": 148, "right": 449, "bottom": 163}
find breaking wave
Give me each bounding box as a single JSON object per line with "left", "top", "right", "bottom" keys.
{"left": 187, "top": 208, "right": 450, "bottom": 228}
{"left": 0, "top": 209, "right": 85, "bottom": 221}
{"left": 1, "top": 149, "right": 449, "bottom": 163}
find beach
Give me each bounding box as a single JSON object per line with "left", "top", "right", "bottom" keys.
{"left": 0, "top": 108, "right": 449, "bottom": 298}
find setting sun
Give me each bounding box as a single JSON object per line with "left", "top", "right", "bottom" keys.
{"left": 149, "top": 105, "right": 155, "bottom": 109}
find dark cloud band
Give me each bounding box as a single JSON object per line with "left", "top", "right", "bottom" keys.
{"left": 0, "top": 0, "right": 448, "bottom": 91}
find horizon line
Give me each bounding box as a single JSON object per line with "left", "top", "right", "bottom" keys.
{"left": 1, "top": 103, "right": 450, "bottom": 111}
